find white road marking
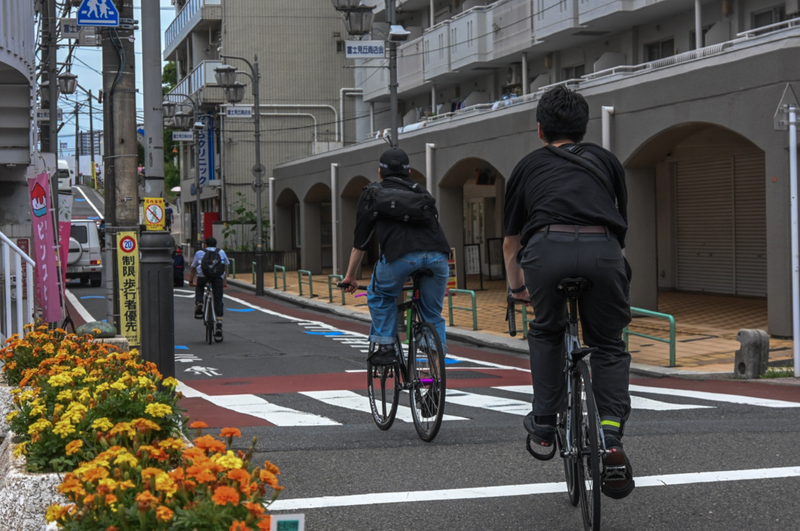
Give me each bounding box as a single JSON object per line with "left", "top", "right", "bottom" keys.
{"left": 74, "top": 186, "right": 104, "bottom": 219}
{"left": 301, "top": 390, "right": 468, "bottom": 423}
{"left": 270, "top": 466, "right": 800, "bottom": 511}
{"left": 446, "top": 389, "right": 531, "bottom": 416}
{"left": 65, "top": 289, "right": 95, "bottom": 323}
{"left": 177, "top": 381, "right": 340, "bottom": 426}
{"left": 495, "top": 385, "right": 715, "bottom": 411}
{"left": 629, "top": 384, "right": 800, "bottom": 408}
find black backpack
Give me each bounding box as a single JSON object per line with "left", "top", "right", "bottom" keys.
{"left": 363, "top": 177, "right": 438, "bottom": 224}
{"left": 200, "top": 249, "right": 225, "bottom": 278}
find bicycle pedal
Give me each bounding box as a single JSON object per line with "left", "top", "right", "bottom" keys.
{"left": 604, "top": 465, "right": 627, "bottom": 481}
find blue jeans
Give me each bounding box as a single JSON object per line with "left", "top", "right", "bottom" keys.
{"left": 367, "top": 251, "right": 449, "bottom": 352}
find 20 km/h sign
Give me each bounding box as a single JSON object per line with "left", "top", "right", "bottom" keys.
{"left": 143, "top": 197, "right": 166, "bottom": 231}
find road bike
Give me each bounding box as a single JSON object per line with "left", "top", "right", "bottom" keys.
{"left": 202, "top": 282, "right": 222, "bottom": 344}
{"left": 507, "top": 277, "right": 607, "bottom": 531}
{"left": 339, "top": 269, "right": 447, "bottom": 442}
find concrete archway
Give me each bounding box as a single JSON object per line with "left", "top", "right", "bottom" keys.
{"left": 439, "top": 157, "right": 507, "bottom": 288}
{"left": 340, "top": 175, "right": 375, "bottom": 275}
{"left": 275, "top": 188, "right": 300, "bottom": 255}
{"left": 623, "top": 122, "right": 767, "bottom": 315}
{"left": 302, "top": 182, "right": 332, "bottom": 273}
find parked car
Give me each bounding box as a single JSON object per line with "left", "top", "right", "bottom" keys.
{"left": 57, "top": 159, "right": 73, "bottom": 191}
{"left": 67, "top": 219, "right": 103, "bottom": 287}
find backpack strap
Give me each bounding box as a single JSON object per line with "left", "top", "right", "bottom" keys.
{"left": 382, "top": 176, "right": 428, "bottom": 194}
{"left": 545, "top": 144, "right": 616, "bottom": 203}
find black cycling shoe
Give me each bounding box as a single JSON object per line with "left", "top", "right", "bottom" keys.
{"left": 214, "top": 321, "right": 223, "bottom": 341}
{"left": 368, "top": 344, "right": 398, "bottom": 366}
{"left": 194, "top": 303, "right": 203, "bottom": 319}
{"left": 524, "top": 413, "right": 557, "bottom": 461}
{"left": 601, "top": 435, "right": 635, "bottom": 499}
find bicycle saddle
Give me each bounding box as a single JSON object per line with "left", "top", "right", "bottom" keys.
{"left": 556, "top": 277, "right": 592, "bottom": 298}
{"left": 409, "top": 268, "right": 434, "bottom": 281}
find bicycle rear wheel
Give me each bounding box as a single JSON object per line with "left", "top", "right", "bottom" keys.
{"left": 575, "top": 360, "right": 601, "bottom": 531}
{"left": 559, "top": 411, "right": 580, "bottom": 507}
{"left": 409, "top": 322, "right": 446, "bottom": 442}
{"left": 204, "top": 294, "right": 214, "bottom": 345}
{"left": 366, "top": 342, "right": 400, "bottom": 430}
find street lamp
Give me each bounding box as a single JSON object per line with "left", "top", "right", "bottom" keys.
{"left": 331, "top": 1, "right": 400, "bottom": 148}
{"left": 57, "top": 72, "right": 78, "bottom": 95}
{"left": 161, "top": 100, "right": 177, "bottom": 118}
{"left": 214, "top": 56, "right": 267, "bottom": 296}
{"left": 173, "top": 111, "right": 192, "bottom": 130}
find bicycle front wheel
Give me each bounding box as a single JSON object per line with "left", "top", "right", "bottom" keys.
{"left": 204, "top": 295, "right": 214, "bottom": 345}
{"left": 575, "top": 360, "right": 601, "bottom": 531}
{"left": 366, "top": 342, "right": 400, "bottom": 430}
{"left": 409, "top": 322, "right": 446, "bottom": 442}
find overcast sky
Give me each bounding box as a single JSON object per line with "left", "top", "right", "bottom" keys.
{"left": 57, "top": 0, "right": 176, "bottom": 158}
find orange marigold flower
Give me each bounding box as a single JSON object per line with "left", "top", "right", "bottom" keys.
{"left": 156, "top": 506, "right": 175, "bottom": 522}
{"left": 229, "top": 521, "right": 248, "bottom": 531}
{"left": 83, "top": 467, "right": 110, "bottom": 482}
{"left": 256, "top": 515, "right": 272, "bottom": 530}
{"left": 135, "top": 490, "right": 159, "bottom": 511}
{"left": 211, "top": 485, "right": 240, "bottom": 506}
{"left": 194, "top": 434, "right": 227, "bottom": 454}
{"left": 83, "top": 494, "right": 95, "bottom": 505}
{"left": 189, "top": 421, "right": 208, "bottom": 429}
{"left": 242, "top": 501, "right": 266, "bottom": 518}
{"left": 263, "top": 461, "right": 280, "bottom": 476}
{"left": 259, "top": 470, "right": 279, "bottom": 489}
{"left": 220, "top": 427, "right": 242, "bottom": 439}
{"left": 65, "top": 440, "right": 83, "bottom": 456}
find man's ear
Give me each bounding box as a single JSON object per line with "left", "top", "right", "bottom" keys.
{"left": 537, "top": 123, "right": 545, "bottom": 142}
{"left": 378, "top": 167, "right": 384, "bottom": 180}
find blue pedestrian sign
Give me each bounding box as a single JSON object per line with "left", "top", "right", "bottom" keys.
{"left": 77, "top": 0, "right": 119, "bottom": 27}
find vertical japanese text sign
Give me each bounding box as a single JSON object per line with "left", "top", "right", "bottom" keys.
{"left": 117, "top": 232, "right": 141, "bottom": 347}
{"left": 27, "top": 172, "right": 62, "bottom": 322}
{"left": 197, "top": 113, "right": 216, "bottom": 186}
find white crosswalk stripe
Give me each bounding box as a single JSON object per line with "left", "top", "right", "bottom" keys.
{"left": 445, "top": 389, "right": 531, "bottom": 416}
{"left": 493, "top": 385, "right": 715, "bottom": 411}
{"left": 300, "top": 390, "right": 469, "bottom": 422}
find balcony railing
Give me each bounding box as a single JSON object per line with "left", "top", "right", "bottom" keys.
{"left": 165, "top": 60, "right": 223, "bottom": 104}
{"left": 164, "top": 0, "right": 221, "bottom": 56}
{"left": 450, "top": 5, "right": 493, "bottom": 71}
{"left": 533, "top": 0, "right": 579, "bottom": 41}
{"left": 398, "top": 37, "right": 424, "bottom": 93}
{"left": 423, "top": 21, "right": 451, "bottom": 80}
{"left": 492, "top": 0, "right": 533, "bottom": 59}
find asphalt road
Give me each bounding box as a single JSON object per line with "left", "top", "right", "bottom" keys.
{"left": 66, "top": 280, "right": 800, "bottom": 531}
{"left": 70, "top": 185, "right": 105, "bottom": 221}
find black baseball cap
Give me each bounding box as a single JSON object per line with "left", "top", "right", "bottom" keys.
{"left": 379, "top": 148, "right": 410, "bottom": 177}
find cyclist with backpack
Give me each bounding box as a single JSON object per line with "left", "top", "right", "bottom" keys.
{"left": 341, "top": 148, "right": 450, "bottom": 366}
{"left": 188, "top": 237, "right": 229, "bottom": 340}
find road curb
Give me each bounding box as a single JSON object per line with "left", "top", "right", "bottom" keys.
{"left": 226, "top": 278, "right": 734, "bottom": 379}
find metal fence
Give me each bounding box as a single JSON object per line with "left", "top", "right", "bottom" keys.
{"left": 225, "top": 250, "right": 300, "bottom": 274}
{"left": 0, "top": 231, "right": 36, "bottom": 341}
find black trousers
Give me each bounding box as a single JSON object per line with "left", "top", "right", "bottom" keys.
{"left": 195, "top": 276, "right": 224, "bottom": 318}
{"left": 520, "top": 230, "right": 632, "bottom": 430}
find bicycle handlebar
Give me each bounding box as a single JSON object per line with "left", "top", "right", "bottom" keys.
{"left": 506, "top": 292, "right": 530, "bottom": 337}
{"left": 337, "top": 282, "right": 368, "bottom": 291}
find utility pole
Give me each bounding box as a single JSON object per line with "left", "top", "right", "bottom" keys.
{"left": 41, "top": 0, "right": 58, "bottom": 153}
{"left": 102, "top": 0, "right": 139, "bottom": 331}
{"left": 75, "top": 104, "right": 81, "bottom": 180}
{"left": 141, "top": 0, "right": 165, "bottom": 198}
{"left": 388, "top": 0, "right": 399, "bottom": 149}
{"left": 89, "top": 90, "right": 96, "bottom": 187}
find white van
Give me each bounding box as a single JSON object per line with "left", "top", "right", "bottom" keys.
{"left": 57, "top": 160, "right": 73, "bottom": 191}
{"left": 67, "top": 219, "right": 103, "bottom": 287}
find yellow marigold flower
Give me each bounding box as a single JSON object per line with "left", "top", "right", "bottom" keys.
{"left": 95, "top": 382, "right": 110, "bottom": 393}
{"left": 110, "top": 422, "right": 135, "bottom": 439}
{"left": 162, "top": 377, "right": 179, "bottom": 388}
{"left": 158, "top": 438, "right": 184, "bottom": 451}
{"left": 47, "top": 373, "right": 72, "bottom": 388}
{"left": 5, "top": 410, "right": 18, "bottom": 422}
{"left": 13, "top": 442, "right": 28, "bottom": 457}
{"left": 155, "top": 475, "right": 178, "bottom": 498}
{"left": 45, "top": 504, "right": 68, "bottom": 523}
{"left": 83, "top": 376, "right": 98, "bottom": 383}
{"left": 65, "top": 440, "right": 83, "bottom": 456}
{"left": 131, "top": 418, "right": 161, "bottom": 432}
{"left": 113, "top": 451, "right": 139, "bottom": 468}
{"left": 77, "top": 388, "right": 91, "bottom": 402}
{"left": 117, "top": 479, "right": 135, "bottom": 490}
{"left": 91, "top": 417, "right": 114, "bottom": 432}
{"left": 144, "top": 403, "right": 172, "bottom": 418}
{"left": 43, "top": 343, "right": 55, "bottom": 354}
{"left": 28, "top": 418, "right": 52, "bottom": 435}
{"left": 70, "top": 366, "right": 86, "bottom": 377}
{"left": 110, "top": 380, "right": 127, "bottom": 392}
{"left": 156, "top": 505, "right": 175, "bottom": 522}
{"left": 56, "top": 390, "right": 73, "bottom": 402}
{"left": 213, "top": 451, "right": 244, "bottom": 470}
{"left": 53, "top": 419, "right": 76, "bottom": 438}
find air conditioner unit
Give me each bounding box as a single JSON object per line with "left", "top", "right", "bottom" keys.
{"left": 506, "top": 65, "right": 522, "bottom": 86}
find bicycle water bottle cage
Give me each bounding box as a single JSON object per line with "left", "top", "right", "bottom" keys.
{"left": 556, "top": 277, "right": 592, "bottom": 298}
{"left": 570, "top": 346, "right": 598, "bottom": 362}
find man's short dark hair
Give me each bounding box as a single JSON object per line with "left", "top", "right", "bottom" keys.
{"left": 204, "top": 237, "right": 217, "bottom": 247}
{"left": 536, "top": 86, "right": 589, "bottom": 144}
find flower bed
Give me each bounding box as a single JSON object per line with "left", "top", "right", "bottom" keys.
{"left": 1, "top": 326, "right": 282, "bottom": 530}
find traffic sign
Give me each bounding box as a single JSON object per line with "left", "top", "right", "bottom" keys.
{"left": 143, "top": 197, "right": 166, "bottom": 231}
{"left": 252, "top": 164, "right": 266, "bottom": 178}
{"left": 77, "top": 0, "right": 119, "bottom": 27}
{"left": 119, "top": 235, "right": 137, "bottom": 254}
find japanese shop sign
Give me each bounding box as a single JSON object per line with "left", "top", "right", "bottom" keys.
{"left": 345, "top": 41, "right": 386, "bottom": 59}
{"left": 27, "top": 172, "right": 62, "bottom": 322}
{"left": 197, "top": 113, "right": 217, "bottom": 187}
{"left": 117, "top": 232, "right": 140, "bottom": 347}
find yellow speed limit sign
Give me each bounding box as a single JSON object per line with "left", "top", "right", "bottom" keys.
{"left": 143, "top": 197, "right": 166, "bottom": 231}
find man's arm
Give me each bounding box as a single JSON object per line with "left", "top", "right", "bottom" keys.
{"left": 503, "top": 235, "right": 530, "bottom": 302}
{"left": 341, "top": 248, "right": 366, "bottom": 293}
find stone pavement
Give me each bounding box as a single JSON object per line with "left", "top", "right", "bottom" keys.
{"left": 227, "top": 269, "right": 794, "bottom": 378}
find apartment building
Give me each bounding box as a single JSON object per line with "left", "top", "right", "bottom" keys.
{"left": 163, "top": 0, "right": 357, "bottom": 258}
{"left": 0, "top": 0, "right": 37, "bottom": 238}
{"left": 272, "top": 0, "right": 800, "bottom": 338}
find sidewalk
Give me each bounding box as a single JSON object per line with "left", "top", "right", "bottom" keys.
{"left": 227, "top": 270, "right": 794, "bottom": 379}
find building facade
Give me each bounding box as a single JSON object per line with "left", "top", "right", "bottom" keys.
{"left": 0, "top": 0, "right": 37, "bottom": 239}
{"left": 272, "top": 0, "right": 800, "bottom": 338}
{"left": 163, "top": 0, "right": 357, "bottom": 257}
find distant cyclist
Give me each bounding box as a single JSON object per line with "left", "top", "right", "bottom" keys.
{"left": 188, "top": 237, "right": 229, "bottom": 340}
{"left": 341, "top": 148, "right": 450, "bottom": 365}
{"left": 503, "top": 86, "right": 634, "bottom": 499}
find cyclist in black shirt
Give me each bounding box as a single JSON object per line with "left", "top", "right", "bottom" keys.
{"left": 503, "top": 86, "right": 634, "bottom": 499}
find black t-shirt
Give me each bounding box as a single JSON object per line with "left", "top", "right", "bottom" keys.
{"left": 353, "top": 176, "right": 450, "bottom": 262}
{"left": 504, "top": 143, "right": 628, "bottom": 248}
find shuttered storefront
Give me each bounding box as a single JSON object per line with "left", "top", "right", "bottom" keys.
{"left": 675, "top": 153, "right": 766, "bottom": 297}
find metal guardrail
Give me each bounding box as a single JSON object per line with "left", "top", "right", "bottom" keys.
{"left": 226, "top": 258, "right": 236, "bottom": 279}
{"left": 623, "top": 307, "right": 677, "bottom": 367}
{"left": 447, "top": 289, "right": 478, "bottom": 330}
{"left": 520, "top": 305, "right": 534, "bottom": 340}
{"left": 274, "top": 265, "right": 287, "bottom": 291}
{"left": 0, "top": 232, "right": 36, "bottom": 341}
{"left": 297, "top": 270, "right": 315, "bottom": 298}
{"left": 328, "top": 274, "right": 344, "bottom": 304}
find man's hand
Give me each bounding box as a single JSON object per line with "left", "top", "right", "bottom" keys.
{"left": 189, "top": 281, "right": 195, "bottom": 287}
{"left": 223, "top": 280, "right": 228, "bottom": 288}
{"left": 511, "top": 288, "right": 531, "bottom": 306}
{"left": 340, "top": 276, "right": 358, "bottom": 294}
